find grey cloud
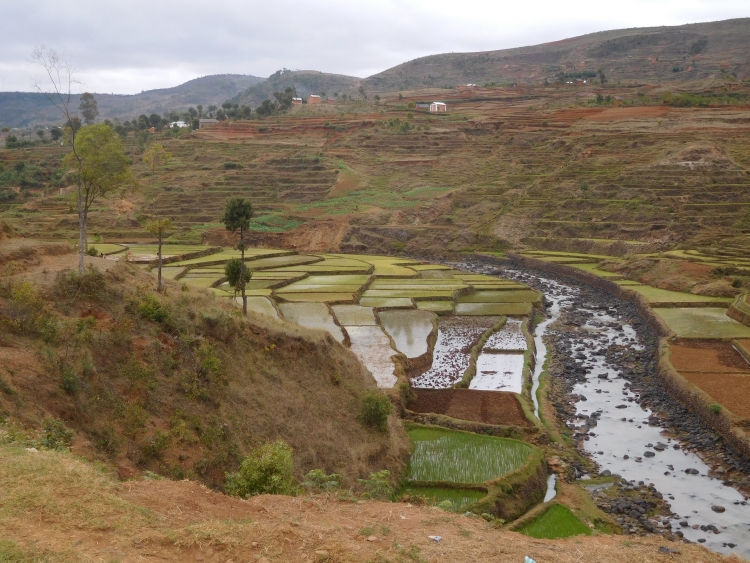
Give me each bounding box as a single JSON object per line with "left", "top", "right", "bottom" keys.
{"left": 3, "top": 0, "right": 748, "bottom": 93}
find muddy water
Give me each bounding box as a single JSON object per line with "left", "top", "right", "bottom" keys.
{"left": 412, "top": 316, "right": 500, "bottom": 388}
{"left": 454, "top": 262, "right": 750, "bottom": 559}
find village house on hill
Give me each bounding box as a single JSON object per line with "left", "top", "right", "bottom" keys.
{"left": 292, "top": 97, "right": 303, "bottom": 106}
{"left": 199, "top": 118, "right": 219, "bottom": 128}
{"left": 430, "top": 102, "right": 447, "bottom": 113}
{"left": 307, "top": 95, "right": 321, "bottom": 105}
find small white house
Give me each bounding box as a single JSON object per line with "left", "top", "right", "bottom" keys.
{"left": 429, "top": 102, "right": 447, "bottom": 113}
{"left": 169, "top": 121, "right": 188, "bottom": 128}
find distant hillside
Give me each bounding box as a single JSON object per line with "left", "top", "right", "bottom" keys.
{"left": 0, "top": 74, "right": 264, "bottom": 128}
{"left": 363, "top": 18, "right": 750, "bottom": 91}
{"left": 231, "top": 70, "right": 360, "bottom": 106}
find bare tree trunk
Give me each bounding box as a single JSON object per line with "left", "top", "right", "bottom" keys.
{"left": 240, "top": 227, "right": 247, "bottom": 316}
{"left": 157, "top": 228, "right": 163, "bottom": 292}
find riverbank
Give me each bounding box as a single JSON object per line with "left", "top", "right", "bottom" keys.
{"left": 450, "top": 254, "right": 750, "bottom": 557}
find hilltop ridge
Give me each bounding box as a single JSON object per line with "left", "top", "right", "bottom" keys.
{"left": 364, "top": 18, "right": 750, "bottom": 90}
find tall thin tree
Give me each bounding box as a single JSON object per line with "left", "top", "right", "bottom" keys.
{"left": 32, "top": 47, "right": 86, "bottom": 273}
{"left": 221, "top": 198, "right": 253, "bottom": 315}
{"left": 146, "top": 217, "right": 173, "bottom": 292}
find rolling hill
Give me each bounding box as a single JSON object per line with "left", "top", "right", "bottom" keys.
{"left": 363, "top": 18, "right": 750, "bottom": 91}
{"left": 230, "top": 69, "right": 361, "bottom": 106}
{"left": 0, "top": 74, "right": 264, "bottom": 128}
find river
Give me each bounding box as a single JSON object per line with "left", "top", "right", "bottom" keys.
{"left": 453, "top": 259, "right": 750, "bottom": 559}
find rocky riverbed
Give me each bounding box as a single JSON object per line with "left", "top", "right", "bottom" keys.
{"left": 451, "top": 256, "right": 750, "bottom": 558}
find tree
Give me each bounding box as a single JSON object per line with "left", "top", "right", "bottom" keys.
{"left": 61, "top": 124, "right": 135, "bottom": 257}
{"left": 221, "top": 197, "right": 253, "bottom": 315}
{"left": 78, "top": 92, "right": 99, "bottom": 125}
{"left": 32, "top": 47, "right": 89, "bottom": 273}
{"left": 50, "top": 127, "right": 62, "bottom": 141}
{"left": 597, "top": 68, "right": 606, "bottom": 84}
{"left": 36, "top": 129, "right": 45, "bottom": 140}
{"left": 197, "top": 104, "right": 203, "bottom": 118}
{"left": 142, "top": 143, "right": 172, "bottom": 185}
{"left": 146, "top": 217, "right": 172, "bottom": 292}
{"left": 224, "top": 258, "right": 251, "bottom": 299}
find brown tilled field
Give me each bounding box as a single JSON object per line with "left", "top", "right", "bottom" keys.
{"left": 670, "top": 340, "right": 750, "bottom": 372}
{"left": 408, "top": 388, "right": 532, "bottom": 427}
{"left": 681, "top": 372, "right": 750, "bottom": 419}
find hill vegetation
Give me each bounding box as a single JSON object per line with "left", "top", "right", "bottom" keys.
{"left": 0, "top": 243, "right": 409, "bottom": 489}
{"left": 0, "top": 74, "right": 264, "bottom": 127}
{"left": 364, "top": 18, "right": 750, "bottom": 91}
{"left": 231, "top": 69, "right": 361, "bottom": 107}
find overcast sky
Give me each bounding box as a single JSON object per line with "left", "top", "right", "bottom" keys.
{"left": 2, "top": 0, "right": 748, "bottom": 94}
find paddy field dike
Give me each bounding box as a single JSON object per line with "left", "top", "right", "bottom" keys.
{"left": 2, "top": 74, "right": 750, "bottom": 560}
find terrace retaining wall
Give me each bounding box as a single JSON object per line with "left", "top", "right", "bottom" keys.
{"left": 727, "top": 294, "right": 750, "bottom": 327}
{"left": 500, "top": 253, "right": 750, "bottom": 461}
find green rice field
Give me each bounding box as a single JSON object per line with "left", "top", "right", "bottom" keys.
{"left": 455, "top": 302, "right": 532, "bottom": 316}
{"left": 401, "top": 486, "right": 486, "bottom": 512}
{"left": 518, "top": 504, "right": 592, "bottom": 539}
{"left": 626, "top": 285, "right": 732, "bottom": 306}
{"left": 655, "top": 308, "right": 750, "bottom": 339}
{"left": 407, "top": 427, "right": 532, "bottom": 484}
{"left": 458, "top": 290, "right": 541, "bottom": 304}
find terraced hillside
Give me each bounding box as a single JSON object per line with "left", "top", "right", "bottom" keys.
{"left": 2, "top": 82, "right": 750, "bottom": 260}
{"left": 364, "top": 18, "right": 750, "bottom": 89}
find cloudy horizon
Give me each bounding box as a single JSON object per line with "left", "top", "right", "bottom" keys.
{"left": 3, "top": 0, "right": 748, "bottom": 95}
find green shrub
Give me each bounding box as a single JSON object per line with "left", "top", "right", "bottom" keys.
{"left": 86, "top": 246, "right": 99, "bottom": 256}
{"left": 92, "top": 425, "right": 120, "bottom": 457}
{"left": 302, "top": 469, "right": 343, "bottom": 492}
{"left": 357, "top": 391, "right": 392, "bottom": 432}
{"left": 54, "top": 267, "right": 106, "bottom": 300}
{"left": 138, "top": 294, "right": 169, "bottom": 323}
{"left": 225, "top": 440, "right": 296, "bottom": 498}
{"left": 60, "top": 366, "right": 79, "bottom": 394}
{"left": 709, "top": 403, "right": 722, "bottom": 414}
{"left": 138, "top": 430, "right": 171, "bottom": 462}
{"left": 223, "top": 162, "right": 243, "bottom": 169}
{"left": 358, "top": 470, "right": 393, "bottom": 499}
{"left": 42, "top": 418, "right": 73, "bottom": 450}
{"left": 4, "top": 281, "right": 51, "bottom": 335}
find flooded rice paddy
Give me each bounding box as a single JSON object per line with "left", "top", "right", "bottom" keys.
{"left": 345, "top": 326, "right": 398, "bottom": 388}
{"left": 469, "top": 353, "right": 525, "bottom": 393}
{"left": 277, "top": 302, "right": 345, "bottom": 343}
{"left": 379, "top": 310, "right": 435, "bottom": 358}
{"left": 411, "top": 316, "right": 500, "bottom": 388}
{"left": 478, "top": 264, "right": 750, "bottom": 558}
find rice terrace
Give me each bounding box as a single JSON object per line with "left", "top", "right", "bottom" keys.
{"left": 1, "top": 11, "right": 750, "bottom": 563}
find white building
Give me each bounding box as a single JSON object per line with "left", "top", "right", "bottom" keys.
{"left": 169, "top": 121, "right": 188, "bottom": 128}
{"left": 429, "top": 102, "right": 447, "bottom": 113}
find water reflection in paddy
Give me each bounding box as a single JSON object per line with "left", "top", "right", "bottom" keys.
{"left": 379, "top": 310, "right": 435, "bottom": 358}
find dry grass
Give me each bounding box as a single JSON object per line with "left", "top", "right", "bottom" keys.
{"left": 0, "top": 251, "right": 409, "bottom": 492}
{"left": 0, "top": 445, "right": 740, "bottom": 562}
